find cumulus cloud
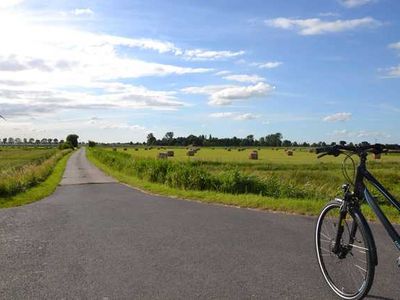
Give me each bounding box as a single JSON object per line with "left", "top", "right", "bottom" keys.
{"left": 72, "top": 8, "right": 94, "bottom": 16}
{"left": 323, "top": 112, "right": 352, "bottom": 122}
{"left": 265, "top": 17, "right": 380, "bottom": 35}
{"left": 183, "top": 82, "right": 274, "bottom": 106}
{"left": 209, "top": 112, "right": 259, "bottom": 121}
{"left": 339, "top": 0, "right": 375, "bottom": 8}
{"left": 223, "top": 74, "right": 265, "bottom": 83}
{"left": 0, "top": 10, "right": 219, "bottom": 115}
{"left": 209, "top": 82, "right": 274, "bottom": 105}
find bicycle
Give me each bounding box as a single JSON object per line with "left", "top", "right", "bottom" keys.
{"left": 314, "top": 143, "right": 400, "bottom": 300}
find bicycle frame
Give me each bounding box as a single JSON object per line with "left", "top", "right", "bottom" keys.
{"left": 362, "top": 170, "right": 400, "bottom": 251}
{"left": 353, "top": 153, "right": 400, "bottom": 251}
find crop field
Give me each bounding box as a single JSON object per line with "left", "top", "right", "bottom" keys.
{"left": 0, "top": 147, "right": 72, "bottom": 198}
{"left": 92, "top": 147, "right": 400, "bottom": 206}
{"left": 0, "top": 147, "right": 57, "bottom": 170}
{"left": 107, "top": 146, "right": 400, "bottom": 165}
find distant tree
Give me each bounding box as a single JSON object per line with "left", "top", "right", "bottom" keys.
{"left": 66, "top": 134, "right": 79, "bottom": 147}
{"left": 282, "top": 140, "right": 292, "bottom": 147}
{"left": 146, "top": 133, "right": 156, "bottom": 145}
{"left": 88, "top": 140, "right": 97, "bottom": 147}
{"left": 53, "top": 138, "right": 59, "bottom": 144}
{"left": 8, "top": 137, "right": 14, "bottom": 144}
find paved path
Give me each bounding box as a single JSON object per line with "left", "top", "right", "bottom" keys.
{"left": 0, "top": 148, "right": 398, "bottom": 299}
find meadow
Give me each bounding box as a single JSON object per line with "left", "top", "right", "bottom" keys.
{"left": 0, "top": 147, "right": 72, "bottom": 199}
{"left": 89, "top": 146, "right": 400, "bottom": 221}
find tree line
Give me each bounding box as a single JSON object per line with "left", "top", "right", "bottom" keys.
{"left": 1, "top": 134, "right": 80, "bottom": 148}
{"left": 145, "top": 132, "right": 333, "bottom": 147}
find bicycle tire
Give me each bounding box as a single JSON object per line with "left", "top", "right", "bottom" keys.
{"left": 315, "top": 200, "right": 375, "bottom": 300}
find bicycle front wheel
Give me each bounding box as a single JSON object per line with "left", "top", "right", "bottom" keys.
{"left": 315, "top": 200, "right": 375, "bottom": 300}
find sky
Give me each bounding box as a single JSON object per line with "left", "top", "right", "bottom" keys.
{"left": 0, "top": 0, "right": 399, "bottom": 143}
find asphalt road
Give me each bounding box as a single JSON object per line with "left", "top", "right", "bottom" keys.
{"left": 0, "top": 148, "right": 398, "bottom": 299}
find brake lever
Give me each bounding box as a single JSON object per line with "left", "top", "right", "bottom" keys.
{"left": 317, "top": 153, "right": 328, "bottom": 159}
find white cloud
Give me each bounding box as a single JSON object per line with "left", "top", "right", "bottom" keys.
{"left": 223, "top": 74, "right": 265, "bottom": 83}
{"left": 214, "top": 70, "right": 231, "bottom": 76}
{"left": 209, "top": 112, "right": 259, "bottom": 121}
{"left": 256, "top": 61, "right": 282, "bottom": 69}
{"left": 182, "top": 82, "right": 274, "bottom": 106}
{"left": 0, "top": 0, "right": 23, "bottom": 8}
{"left": 339, "top": 0, "right": 375, "bottom": 8}
{"left": 72, "top": 8, "right": 94, "bottom": 16}
{"left": 265, "top": 17, "right": 380, "bottom": 35}
{"left": 381, "top": 65, "right": 400, "bottom": 78}
{"left": 87, "top": 118, "right": 145, "bottom": 131}
{"left": 389, "top": 42, "right": 400, "bottom": 52}
{"left": 323, "top": 112, "right": 352, "bottom": 122}
{"left": 332, "top": 129, "right": 390, "bottom": 139}
{"left": 0, "top": 10, "right": 219, "bottom": 115}
{"left": 319, "top": 12, "right": 340, "bottom": 17}
{"left": 183, "top": 49, "right": 245, "bottom": 61}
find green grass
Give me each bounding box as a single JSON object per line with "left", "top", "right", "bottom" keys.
{"left": 108, "top": 146, "right": 400, "bottom": 164}
{"left": 0, "top": 147, "right": 57, "bottom": 170}
{"left": 0, "top": 149, "right": 72, "bottom": 197}
{"left": 0, "top": 151, "right": 73, "bottom": 208}
{"left": 87, "top": 148, "right": 400, "bottom": 223}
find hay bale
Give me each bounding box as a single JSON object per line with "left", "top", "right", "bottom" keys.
{"left": 249, "top": 151, "right": 258, "bottom": 160}
{"left": 167, "top": 150, "right": 174, "bottom": 157}
{"left": 374, "top": 153, "right": 381, "bottom": 160}
{"left": 227, "top": 148, "right": 231, "bottom": 152}
{"left": 157, "top": 152, "right": 168, "bottom": 159}
{"left": 309, "top": 149, "right": 314, "bottom": 153}
{"left": 135, "top": 148, "right": 139, "bottom": 151}
{"left": 123, "top": 148, "right": 127, "bottom": 151}
{"left": 287, "top": 150, "right": 293, "bottom": 156}
{"left": 187, "top": 150, "right": 195, "bottom": 156}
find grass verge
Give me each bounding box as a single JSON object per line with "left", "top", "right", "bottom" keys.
{"left": 0, "top": 151, "right": 73, "bottom": 208}
{"left": 87, "top": 149, "right": 399, "bottom": 223}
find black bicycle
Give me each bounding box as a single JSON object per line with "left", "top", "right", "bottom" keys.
{"left": 314, "top": 143, "right": 400, "bottom": 300}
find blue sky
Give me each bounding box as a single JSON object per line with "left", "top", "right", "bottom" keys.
{"left": 0, "top": 0, "right": 399, "bottom": 143}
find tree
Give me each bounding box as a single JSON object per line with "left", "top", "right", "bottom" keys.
{"left": 88, "top": 140, "right": 97, "bottom": 147}
{"left": 146, "top": 133, "right": 156, "bottom": 145}
{"left": 66, "top": 134, "right": 79, "bottom": 148}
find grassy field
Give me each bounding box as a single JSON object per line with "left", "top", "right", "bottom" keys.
{"left": 0, "top": 151, "right": 73, "bottom": 208}
{"left": 89, "top": 147, "right": 400, "bottom": 222}
{"left": 0, "top": 147, "right": 57, "bottom": 170}
{"left": 0, "top": 147, "right": 72, "bottom": 200}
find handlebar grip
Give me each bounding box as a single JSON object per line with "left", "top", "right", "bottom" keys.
{"left": 315, "top": 146, "right": 335, "bottom": 154}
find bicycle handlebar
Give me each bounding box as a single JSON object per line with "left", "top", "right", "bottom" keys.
{"left": 315, "top": 144, "right": 400, "bottom": 157}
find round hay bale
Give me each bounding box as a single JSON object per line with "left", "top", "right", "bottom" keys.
{"left": 374, "top": 153, "right": 381, "bottom": 160}
{"left": 167, "top": 150, "right": 174, "bottom": 157}
{"left": 249, "top": 151, "right": 258, "bottom": 160}
{"left": 157, "top": 152, "right": 168, "bottom": 159}
{"left": 287, "top": 150, "right": 293, "bottom": 156}
{"left": 187, "top": 150, "right": 195, "bottom": 156}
